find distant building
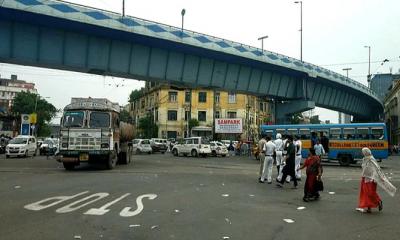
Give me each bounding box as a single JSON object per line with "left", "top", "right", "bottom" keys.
{"left": 371, "top": 73, "right": 400, "bottom": 101}
{"left": 128, "top": 82, "right": 271, "bottom": 141}
{"left": 0, "top": 74, "right": 38, "bottom": 137}
{"left": 338, "top": 112, "right": 351, "bottom": 124}
{"left": 384, "top": 79, "right": 400, "bottom": 145}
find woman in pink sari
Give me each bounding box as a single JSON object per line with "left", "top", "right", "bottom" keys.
{"left": 356, "top": 148, "right": 396, "bottom": 213}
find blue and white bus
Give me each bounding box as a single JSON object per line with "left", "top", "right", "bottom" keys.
{"left": 260, "top": 123, "right": 388, "bottom": 166}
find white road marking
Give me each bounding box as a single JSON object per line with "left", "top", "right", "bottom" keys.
{"left": 297, "top": 206, "right": 306, "bottom": 210}
{"left": 328, "top": 192, "right": 336, "bottom": 195}
{"left": 151, "top": 225, "right": 158, "bottom": 229}
{"left": 129, "top": 224, "right": 141, "bottom": 228}
{"left": 225, "top": 218, "right": 231, "bottom": 224}
{"left": 56, "top": 193, "right": 109, "bottom": 213}
{"left": 84, "top": 193, "right": 131, "bottom": 215}
{"left": 14, "top": 186, "right": 21, "bottom": 189}
{"left": 222, "top": 236, "right": 230, "bottom": 239}
{"left": 249, "top": 194, "right": 255, "bottom": 197}
{"left": 74, "top": 235, "right": 81, "bottom": 239}
{"left": 174, "top": 209, "right": 180, "bottom": 213}
{"left": 222, "top": 194, "right": 229, "bottom": 197}
{"left": 119, "top": 194, "right": 157, "bottom": 217}
{"left": 283, "top": 219, "right": 295, "bottom": 223}
{"left": 24, "top": 191, "right": 89, "bottom": 211}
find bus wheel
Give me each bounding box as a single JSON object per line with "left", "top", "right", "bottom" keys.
{"left": 339, "top": 155, "right": 351, "bottom": 166}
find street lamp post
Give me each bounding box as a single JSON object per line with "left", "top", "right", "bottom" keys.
{"left": 343, "top": 67, "right": 352, "bottom": 79}
{"left": 294, "top": 1, "right": 303, "bottom": 61}
{"left": 122, "top": 0, "right": 125, "bottom": 17}
{"left": 181, "top": 8, "right": 186, "bottom": 33}
{"left": 257, "top": 35, "right": 268, "bottom": 53}
{"left": 364, "top": 46, "right": 371, "bottom": 88}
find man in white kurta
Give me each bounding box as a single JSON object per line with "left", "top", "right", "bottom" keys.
{"left": 274, "top": 133, "right": 284, "bottom": 175}
{"left": 294, "top": 135, "right": 302, "bottom": 180}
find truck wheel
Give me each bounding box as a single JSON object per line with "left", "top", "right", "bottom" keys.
{"left": 339, "top": 155, "right": 351, "bottom": 166}
{"left": 63, "top": 162, "right": 75, "bottom": 170}
{"left": 191, "top": 149, "right": 198, "bottom": 157}
{"left": 106, "top": 151, "right": 117, "bottom": 169}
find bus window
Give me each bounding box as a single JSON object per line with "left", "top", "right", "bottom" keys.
{"left": 371, "top": 128, "right": 384, "bottom": 140}
{"left": 276, "top": 129, "right": 285, "bottom": 136}
{"left": 287, "top": 129, "right": 298, "bottom": 137}
{"left": 356, "top": 128, "right": 369, "bottom": 140}
{"left": 299, "top": 129, "right": 310, "bottom": 140}
{"left": 330, "top": 128, "right": 341, "bottom": 139}
{"left": 343, "top": 128, "right": 355, "bottom": 140}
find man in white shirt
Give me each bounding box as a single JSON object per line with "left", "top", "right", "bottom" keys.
{"left": 260, "top": 136, "right": 276, "bottom": 184}
{"left": 294, "top": 135, "right": 302, "bottom": 180}
{"left": 274, "top": 133, "right": 284, "bottom": 174}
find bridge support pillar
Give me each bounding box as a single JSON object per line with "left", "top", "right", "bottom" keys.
{"left": 275, "top": 100, "right": 315, "bottom": 124}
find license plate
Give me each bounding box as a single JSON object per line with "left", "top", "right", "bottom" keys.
{"left": 79, "top": 153, "right": 89, "bottom": 161}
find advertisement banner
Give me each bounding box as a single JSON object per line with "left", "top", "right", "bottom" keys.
{"left": 215, "top": 118, "right": 243, "bottom": 133}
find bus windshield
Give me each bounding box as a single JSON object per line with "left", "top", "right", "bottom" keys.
{"left": 63, "top": 111, "right": 84, "bottom": 128}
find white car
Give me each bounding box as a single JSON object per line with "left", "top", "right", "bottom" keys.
{"left": 210, "top": 141, "right": 228, "bottom": 157}
{"left": 132, "top": 139, "right": 152, "bottom": 154}
{"left": 6, "top": 135, "right": 37, "bottom": 158}
{"left": 171, "top": 137, "right": 211, "bottom": 157}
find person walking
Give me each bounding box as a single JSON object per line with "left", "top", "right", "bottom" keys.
{"left": 277, "top": 135, "right": 298, "bottom": 188}
{"left": 259, "top": 136, "right": 276, "bottom": 184}
{"left": 356, "top": 148, "right": 397, "bottom": 213}
{"left": 298, "top": 148, "right": 322, "bottom": 202}
{"left": 257, "top": 135, "right": 267, "bottom": 181}
{"left": 314, "top": 140, "right": 325, "bottom": 160}
{"left": 274, "top": 133, "right": 284, "bottom": 174}
{"left": 228, "top": 141, "right": 235, "bottom": 156}
{"left": 294, "top": 135, "right": 302, "bottom": 180}
{"left": 276, "top": 135, "right": 290, "bottom": 182}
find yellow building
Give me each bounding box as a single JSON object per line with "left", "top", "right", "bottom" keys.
{"left": 129, "top": 82, "right": 271, "bottom": 140}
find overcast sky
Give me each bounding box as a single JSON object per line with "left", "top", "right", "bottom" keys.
{"left": 1, "top": 0, "right": 399, "bottom": 123}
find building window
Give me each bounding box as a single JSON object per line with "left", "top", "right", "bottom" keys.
{"left": 155, "top": 108, "right": 158, "bottom": 122}
{"left": 228, "top": 92, "right": 236, "bottom": 103}
{"left": 185, "top": 91, "right": 191, "bottom": 103}
{"left": 168, "top": 110, "right": 177, "bottom": 121}
{"left": 227, "top": 111, "right": 237, "bottom": 118}
{"left": 198, "top": 111, "right": 207, "bottom": 121}
{"left": 198, "top": 92, "right": 207, "bottom": 103}
{"left": 215, "top": 92, "right": 220, "bottom": 103}
{"left": 185, "top": 111, "right": 190, "bottom": 121}
{"left": 215, "top": 111, "right": 220, "bottom": 119}
{"left": 169, "top": 91, "right": 177, "bottom": 102}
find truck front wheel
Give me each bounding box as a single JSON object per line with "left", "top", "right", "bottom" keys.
{"left": 106, "top": 151, "right": 117, "bottom": 169}
{"left": 63, "top": 162, "right": 75, "bottom": 170}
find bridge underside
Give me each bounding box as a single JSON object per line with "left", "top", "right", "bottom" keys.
{"left": 0, "top": 7, "right": 382, "bottom": 121}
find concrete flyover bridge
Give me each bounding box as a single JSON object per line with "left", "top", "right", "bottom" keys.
{"left": 0, "top": 0, "right": 383, "bottom": 122}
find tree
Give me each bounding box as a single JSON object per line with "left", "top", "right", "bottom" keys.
{"left": 120, "top": 109, "right": 132, "bottom": 123}
{"left": 12, "top": 92, "right": 58, "bottom": 137}
{"left": 290, "top": 112, "right": 304, "bottom": 124}
{"left": 138, "top": 116, "right": 158, "bottom": 138}
{"left": 188, "top": 118, "right": 199, "bottom": 133}
{"left": 129, "top": 88, "right": 144, "bottom": 103}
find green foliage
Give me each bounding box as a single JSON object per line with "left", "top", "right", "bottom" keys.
{"left": 120, "top": 109, "right": 132, "bottom": 123}
{"left": 129, "top": 88, "right": 144, "bottom": 103}
{"left": 138, "top": 116, "right": 158, "bottom": 138}
{"left": 188, "top": 118, "right": 199, "bottom": 131}
{"left": 290, "top": 112, "right": 304, "bottom": 124}
{"left": 11, "top": 92, "right": 58, "bottom": 136}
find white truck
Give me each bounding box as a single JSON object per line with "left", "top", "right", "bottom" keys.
{"left": 57, "top": 98, "right": 133, "bottom": 170}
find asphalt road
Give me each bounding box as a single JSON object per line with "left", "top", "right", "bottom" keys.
{"left": 0, "top": 153, "right": 399, "bottom": 240}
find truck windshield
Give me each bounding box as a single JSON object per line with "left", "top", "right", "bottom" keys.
{"left": 90, "top": 112, "right": 110, "bottom": 128}
{"left": 63, "top": 111, "right": 84, "bottom": 128}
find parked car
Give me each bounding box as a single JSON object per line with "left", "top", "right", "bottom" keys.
{"left": 210, "top": 141, "right": 228, "bottom": 157}
{"left": 6, "top": 135, "right": 37, "bottom": 158}
{"left": 221, "top": 140, "right": 238, "bottom": 148}
{"left": 39, "top": 138, "right": 57, "bottom": 155}
{"left": 171, "top": 137, "right": 211, "bottom": 157}
{"left": 132, "top": 139, "right": 152, "bottom": 154}
{"left": 150, "top": 138, "right": 168, "bottom": 153}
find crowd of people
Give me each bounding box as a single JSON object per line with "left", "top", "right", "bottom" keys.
{"left": 257, "top": 133, "right": 397, "bottom": 212}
